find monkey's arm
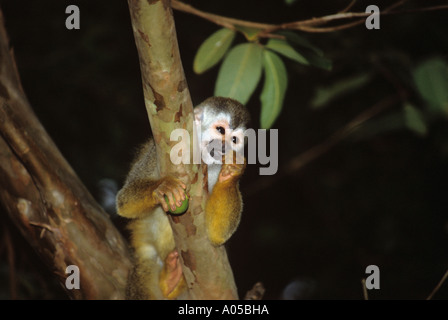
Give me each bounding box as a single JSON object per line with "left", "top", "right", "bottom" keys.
{"left": 117, "top": 177, "right": 186, "bottom": 218}
{"left": 116, "top": 140, "right": 187, "bottom": 300}
{"left": 116, "top": 140, "right": 186, "bottom": 219}
{"left": 205, "top": 160, "right": 246, "bottom": 246}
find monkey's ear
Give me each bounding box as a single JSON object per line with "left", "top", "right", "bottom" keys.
{"left": 194, "top": 106, "right": 204, "bottom": 123}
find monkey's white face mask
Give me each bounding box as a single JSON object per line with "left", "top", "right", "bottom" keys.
{"left": 194, "top": 105, "right": 246, "bottom": 166}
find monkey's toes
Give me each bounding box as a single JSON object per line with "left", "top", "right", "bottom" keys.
{"left": 165, "top": 250, "right": 180, "bottom": 272}
{"left": 160, "top": 250, "right": 184, "bottom": 298}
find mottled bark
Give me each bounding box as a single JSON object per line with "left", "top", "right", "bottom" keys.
{"left": 0, "top": 11, "right": 131, "bottom": 299}
{"left": 127, "top": 0, "right": 238, "bottom": 299}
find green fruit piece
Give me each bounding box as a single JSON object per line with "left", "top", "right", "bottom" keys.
{"left": 165, "top": 195, "right": 189, "bottom": 215}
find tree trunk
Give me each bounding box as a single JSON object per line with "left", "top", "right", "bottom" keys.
{"left": 0, "top": 10, "right": 131, "bottom": 299}
{"left": 127, "top": 0, "right": 238, "bottom": 299}
{"left": 0, "top": 0, "right": 239, "bottom": 299}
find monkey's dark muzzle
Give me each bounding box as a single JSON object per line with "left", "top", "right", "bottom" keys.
{"left": 207, "top": 139, "right": 232, "bottom": 161}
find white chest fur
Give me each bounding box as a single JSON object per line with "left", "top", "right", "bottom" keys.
{"left": 207, "top": 163, "right": 221, "bottom": 193}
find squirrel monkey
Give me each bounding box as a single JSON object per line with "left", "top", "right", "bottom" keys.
{"left": 116, "top": 97, "right": 250, "bottom": 300}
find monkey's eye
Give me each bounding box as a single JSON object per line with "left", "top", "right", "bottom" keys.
{"left": 216, "top": 126, "right": 225, "bottom": 135}
{"left": 232, "top": 136, "right": 238, "bottom": 144}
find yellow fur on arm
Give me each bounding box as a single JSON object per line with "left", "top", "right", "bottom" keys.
{"left": 116, "top": 180, "right": 160, "bottom": 219}
{"left": 205, "top": 180, "right": 242, "bottom": 246}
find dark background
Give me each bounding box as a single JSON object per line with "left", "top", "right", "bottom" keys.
{"left": 0, "top": 0, "right": 447, "bottom": 299}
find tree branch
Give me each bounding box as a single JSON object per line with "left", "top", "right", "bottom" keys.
{"left": 171, "top": 0, "right": 276, "bottom": 31}
{"left": 340, "top": 0, "right": 358, "bottom": 14}
{"left": 0, "top": 9, "right": 131, "bottom": 299}
{"left": 244, "top": 282, "right": 265, "bottom": 300}
{"left": 127, "top": 0, "right": 238, "bottom": 299}
{"left": 172, "top": 0, "right": 448, "bottom": 35}
{"left": 361, "top": 278, "right": 369, "bottom": 300}
{"left": 426, "top": 269, "right": 448, "bottom": 300}
{"left": 245, "top": 95, "right": 400, "bottom": 196}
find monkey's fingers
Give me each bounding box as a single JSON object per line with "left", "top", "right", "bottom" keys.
{"left": 170, "top": 184, "right": 187, "bottom": 206}
{"left": 155, "top": 177, "right": 187, "bottom": 211}
{"left": 218, "top": 169, "right": 234, "bottom": 182}
{"left": 155, "top": 188, "right": 175, "bottom": 211}
{"left": 218, "top": 163, "right": 244, "bottom": 183}
{"left": 165, "top": 191, "right": 177, "bottom": 211}
{"left": 154, "top": 192, "right": 170, "bottom": 212}
{"left": 219, "top": 165, "right": 232, "bottom": 177}
{"left": 178, "top": 180, "right": 187, "bottom": 191}
{"left": 233, "top": 163, "right": 246, "bottom": 175}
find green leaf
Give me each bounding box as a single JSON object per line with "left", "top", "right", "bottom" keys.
{"left": 412, "top": 58, "right": 448, "bottom": 115}
{"left": 352, "top": 112, "right": 406, "bottom": 140}
{"left": 215, "top": 43, "right": 263, "bottom": 104}
{"left": 300, "top": 51, "right": 332, "bottom": 71}
{"left": 234, "top": 25, "right": 261, "bottom": 41}
{"left": 193, "top": 28, "right": 236, "bottom": 74}
{"left": 260, "top": 50, "right": 288, "bottom": 129}
{"left": 276, "top": 30, "right": 324, "bottom": 57}
{"left": 403, "top": 103, "right": 427, "bottom": 136}
{"left": 266, "top": 38, "right": 309, "bottom": 65}
{"left": 274, "top": 31, "right": 331, "bottom": 70}
{"left": 311, "top": 73, "right": 371, "bottom": 109}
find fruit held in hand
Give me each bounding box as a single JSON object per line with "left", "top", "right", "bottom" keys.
{"left": 165, "top": 195, "right": 189, "bottom": 215}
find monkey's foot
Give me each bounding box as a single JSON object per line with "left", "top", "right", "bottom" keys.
{"left": 153, "top": 177, "right": 187, "bottom": 212}
{"left": 159, "top": 250, "right": 186, "bottom": 299}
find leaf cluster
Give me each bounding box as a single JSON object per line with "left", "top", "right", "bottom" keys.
{"left": 193, "top": 27, "right": 331, "bottom": 129}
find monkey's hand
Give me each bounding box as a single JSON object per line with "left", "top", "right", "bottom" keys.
{"left": 117, "top": 175, "right": 186, "bottom": 219}
{"left": 219, "top": 152, "right": 246, "bottom": 183}
{"left": 153, "top": 177, "right": 187, "bottom": 212}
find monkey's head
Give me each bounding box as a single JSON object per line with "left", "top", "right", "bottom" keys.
{"left": 194, "top": 97, "right": 250, "bottom": 165}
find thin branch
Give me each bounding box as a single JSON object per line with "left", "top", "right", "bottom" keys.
{"left": 289, "top": 20, "right": 364, "bottom": 34}
{"left": 340, "top": 0, "right": 358, "bottom": 13}
{"left": 361, "top": 278, "right": 369, "bottom": 300}
{"left": 280, "top": 0, "right": 410, "bottom": 33}
{"left": 244, "top": 282, "right": 266, "bottom": 300}
{"left": 29, "top": 221, "right": 55, "bottom": 238}
{"left": 172, "top": 0, "right": 447, "bottom": 35}
{"left": 383, "top": 0, "right": 409, "bottom": 13}
{"left": 372, "top": 57, "right": 409, "bottom": 101}
{"left": 245, "top": 95, "right": 400, "bottom": 196}
{"left": 287, "top": 95, "right": 399, "bottom": 172}
{"left": 387, "top": 3, "right": 448, "bottom": 16}
{"left": 29, "top": 221, "right": 55, "bottom": 233}
{"left": 171, "top": 0, "right": 275, "bottom": 31}
{"left": 426, "top": 269, "right": 448, "bottom": 300}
